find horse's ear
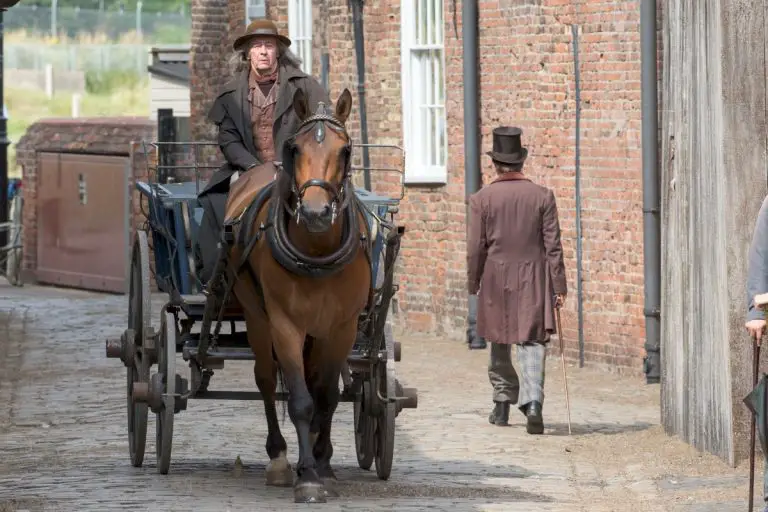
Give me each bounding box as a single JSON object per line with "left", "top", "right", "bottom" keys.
{"left": 335, "top": 88, "right": 353, "bottom": 124}
{"left": 293, "top": 88, "right": 310, "bottom": 121}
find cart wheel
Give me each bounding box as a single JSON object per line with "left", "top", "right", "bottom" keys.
{"left": 126, "top": 331, "right": 149, "bottom": 467}
{"left": 375, "top": 325, "right": 396, "bottom": 480}
{"left": 354, "top": 379, "right": 376, "bottom": 470}
{"left": 126, "top": 231, "right": 151, "bottom": 467}
{"left": 156, "top": 310, "right": 176, "bottom": 475}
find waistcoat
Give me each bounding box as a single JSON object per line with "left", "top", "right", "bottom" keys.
{"left": 248, "top": 70, "right": 279, "bottom": 163}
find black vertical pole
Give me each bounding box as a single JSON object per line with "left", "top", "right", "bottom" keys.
{"left": 157, "top": 108, "right": 175, "bottom": 183}
{"left": 641, "top": 0, "right": 661, "bottom": 384}
{"left": 462, "top": 0, "right": 479, "bottom": 201}
{"left": 572, "top": 24, "right": 585, "bottom": 368}
{"left": 321, "top": 53, "right": 330, "bottom": 93}
{"left": 350, "top": 0, "right": 371, "bottom": 191}
{"left": 0, "top": 8, "right": 8, "bottom": 252}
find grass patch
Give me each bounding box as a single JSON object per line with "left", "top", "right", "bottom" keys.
{"left": 6, "top": 27, "right": 189, "bottom": 45}
{"left": 6, "top": 80, "right": 150, "bottom": 178}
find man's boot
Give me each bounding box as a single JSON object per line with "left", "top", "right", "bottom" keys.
{"left": 524, "top": 401, "right": 544, "bottom": 434}
{"left": 469, "top": 336, "right": 487, "bottom": 350}
{"left": 488, "top": 401, "right": 510, "bottom": 426}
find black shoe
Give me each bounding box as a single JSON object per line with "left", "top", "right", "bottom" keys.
{"left": 525, "top": 401, "right": 544, "bottom": 434}
{"left": 488, "top": 401, "right": 510, "bottom": 426}
{"left": 468, "top": 337, "right": 487, "bottom": 350}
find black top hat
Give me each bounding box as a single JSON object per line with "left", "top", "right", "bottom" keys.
{"left": 486, "top": 126, "right": 528, "bottom": 165}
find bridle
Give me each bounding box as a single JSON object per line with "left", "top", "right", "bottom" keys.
{"left": 280, "top": 102, "right": 353, "bottom": 224}
{"left": 264, "top": 101, "right": 371, "bottom": 279}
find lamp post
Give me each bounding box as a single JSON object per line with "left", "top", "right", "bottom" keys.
{"left": 0, "top": 0, "right": 22, "bottom": 252}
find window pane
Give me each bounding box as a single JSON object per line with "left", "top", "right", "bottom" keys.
{"left": 436, "top": 51, "right": 444, "bottom": 103}
{"left": 406, "top": 0, "right": 447, "bottom": 175}
{"left": 438, "top": 108, "right": 446, "bottom": 166}
{"left": 415, "top": 0, "right": 421, "bottom": 45}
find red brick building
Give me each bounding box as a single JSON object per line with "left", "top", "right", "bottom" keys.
{"left": 190, "top": 0, "right": 654, "bottom": 373}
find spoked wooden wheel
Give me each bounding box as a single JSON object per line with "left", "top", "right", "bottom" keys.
{"left": 127, "top": 231, "right": 151, "bottom": 467}
{"left": 155, "top": 310, "right": 177, "bottom": 475}
{"left": 375, "top": 324, "right": 396, "bottom": 480}
{"left": 354, "top": 378, "right": 376, "bottom": 470}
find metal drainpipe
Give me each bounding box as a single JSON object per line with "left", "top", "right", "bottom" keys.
{"left": 571, "top": 24, "right": 585, "bottom": 368}
{"left": 321, "top": 54, "right": 330, "bottom": 93}
{"left": 321, "top": 0, "right": 330, "bottom": 93}
{"left": 463, "top": 0, "right": 480, "bottom": 200}
{"left": 641, "top": 0, "right": 661, "bottom": 384}
{"left": 350, "top": 0, "right": 371, "bottom": 191}
{"left": 0, "top": 9, "right": 8, "bottom": 253}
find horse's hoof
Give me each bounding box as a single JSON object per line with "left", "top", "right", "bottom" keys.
{"left": 318, "top": 466, "right": 338, "bottom": 496}
{"left": 321, "top": 477, "right": 339, "bottom": 498}
{"left": 265, "top": 457, "right": 293, "bottom": 487}
{"left": 293, "top": 481, "right": 327, "bottom": 503}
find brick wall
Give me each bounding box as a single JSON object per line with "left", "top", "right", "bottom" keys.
{"left": 190, "top": 0, "right": 661, "bottom": 373}
{"left": 16, "top": 118, "right": 156, "bottom": 283}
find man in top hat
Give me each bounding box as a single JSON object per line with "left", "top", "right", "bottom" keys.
{"left": 467, "top": 126, "right": 568, "bottom": 434}
{"left": 194, "top": 18, "right": 329, "bottom": 283}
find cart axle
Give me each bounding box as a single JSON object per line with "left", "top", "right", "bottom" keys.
{"left": 131, "top": 383, "right": 418, "bottom": 408}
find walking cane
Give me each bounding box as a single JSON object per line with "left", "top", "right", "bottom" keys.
{"left": 555, "top": 303, "right": 572, "bottom": 435}
{"left": 749, "top": 334, "right": 761, "bottom": 512}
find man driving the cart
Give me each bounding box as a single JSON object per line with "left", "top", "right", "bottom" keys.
{"left": 195, "top": 18, "right": 329, "bottom": 284}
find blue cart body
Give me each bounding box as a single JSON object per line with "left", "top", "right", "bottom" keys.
{"left": 136, "top": 179, "right": 398, "bottom": 303}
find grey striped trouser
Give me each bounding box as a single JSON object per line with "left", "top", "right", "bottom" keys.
{"left": 488, "top": 342, "right": 546, "bottom": 408}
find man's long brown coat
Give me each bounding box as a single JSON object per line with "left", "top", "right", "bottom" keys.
{"left": 467, "top": 173, "right": 567, "bottom": 345}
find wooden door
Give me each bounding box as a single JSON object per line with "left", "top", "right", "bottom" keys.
{"left": 36, "top": 152, "right": 129, "bottom": 293}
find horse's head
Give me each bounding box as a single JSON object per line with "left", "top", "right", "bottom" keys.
{"left": 282, "top": 88, "right": 353, "bottom": 234}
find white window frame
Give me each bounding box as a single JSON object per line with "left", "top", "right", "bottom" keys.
{"left": 244, "top": 0, "right": 265, "bottom": 24}
{"left": 288, "top": 0, "right": 313, "bottom": 75}
{"left": 400, "top": 0, "right": 448, "bottom": 184}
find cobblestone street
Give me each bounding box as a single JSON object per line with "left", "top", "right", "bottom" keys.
{"left": 0, "top": 281, "right": 760, "bottom": 511}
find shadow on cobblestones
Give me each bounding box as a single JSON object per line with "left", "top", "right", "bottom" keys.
{"left": 544, "top": 421, "right": 655, "bottom": 436}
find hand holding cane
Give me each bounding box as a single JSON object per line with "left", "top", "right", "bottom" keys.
{"left": 749, "top": 333, "right": 761, "bottom": 512}
{"left": 747, "top": 292, "right": 768, "bottom": 512}
{"left": 554, "top": 299, "right": 572, "bottom": 435}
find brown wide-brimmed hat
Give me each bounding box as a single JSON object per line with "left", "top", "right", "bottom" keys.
{"left": 486, "top": 126, "right": 528, "bottom": 165}
{"left": 233, "top": 18, "right": 291, "bottom": 51}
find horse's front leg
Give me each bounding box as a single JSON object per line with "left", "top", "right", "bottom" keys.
{"left": 309, "top": 321, "right": 359, "bottom": 494}
{"left": 253, "top": 360, "right": 292, "bottom": 487}
{"left": 309, "top": 365, "right": 342, "bottom": 496}
{"left": 240, "top": 292, "right": 292, "bottom": 487}
{"left": 269, "top": 316, "right": 324, "bottom": 503}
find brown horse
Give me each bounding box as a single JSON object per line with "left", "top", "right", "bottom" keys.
{"left": 224, "top": 88, "right": 372, "bottom": 503}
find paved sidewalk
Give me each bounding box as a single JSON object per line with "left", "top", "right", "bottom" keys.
{"left": 0, "top": 281, "right": 760, "bottom": 511}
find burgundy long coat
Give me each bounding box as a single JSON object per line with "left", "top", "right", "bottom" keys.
{"left": 467, "top": 173, "right": 568, "bottom": 345}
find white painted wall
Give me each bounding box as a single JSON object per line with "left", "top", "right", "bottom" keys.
{"left": 149, "top": 73, "right": 190, "bottom": 120}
